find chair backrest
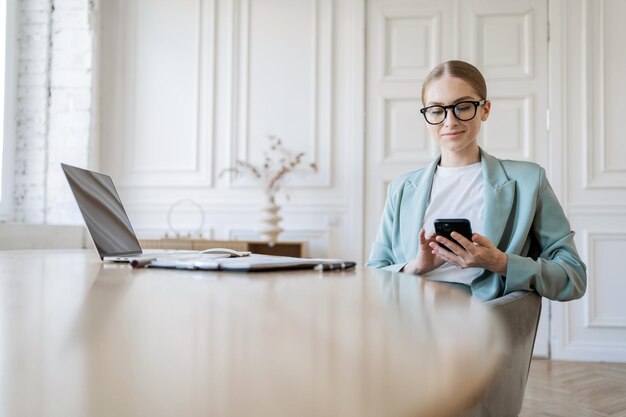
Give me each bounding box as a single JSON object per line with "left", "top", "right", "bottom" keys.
{"left": 462, "top": 290, "right": 542, "bottom": 417}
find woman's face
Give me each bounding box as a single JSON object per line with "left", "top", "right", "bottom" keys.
{"left": 422, "top": 76, "right": 490, "bottom": 156}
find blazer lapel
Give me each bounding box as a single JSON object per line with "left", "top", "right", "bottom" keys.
{"left": 400, "top": 157, "right": 439, "bottom": 259}
{"left": 481, "top": 149, "right": 516, "bottom": 249}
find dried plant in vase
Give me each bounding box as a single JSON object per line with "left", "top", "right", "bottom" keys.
{"left": 220, "top": 135, "right": 317, "bottom": 244}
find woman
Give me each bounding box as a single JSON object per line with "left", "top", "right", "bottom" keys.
{"left": 365, "top": 60, "right": 586, "bottom": 301}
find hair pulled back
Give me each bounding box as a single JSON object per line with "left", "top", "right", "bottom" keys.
{"left": 421, "top": 60, "right": 487, "bottom": 104}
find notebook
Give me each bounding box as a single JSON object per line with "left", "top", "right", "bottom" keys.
{"left": 61, "top": 163, "right": 355, "bottom": 272}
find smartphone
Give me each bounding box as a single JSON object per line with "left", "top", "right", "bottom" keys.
{"left": 434, "top": 218, "right": 473, "bottom": 251}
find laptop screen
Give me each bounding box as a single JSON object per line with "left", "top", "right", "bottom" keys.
{"left": 62, "top": 163, "right": 142, "bottom": 259}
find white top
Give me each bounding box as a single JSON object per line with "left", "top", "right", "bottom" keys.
{"left": 421, "top": 162, "right": 484, "bottom": 285}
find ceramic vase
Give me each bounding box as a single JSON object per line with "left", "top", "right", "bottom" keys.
{"left": 258, "top": 193, "right": 283, "bottom": 245}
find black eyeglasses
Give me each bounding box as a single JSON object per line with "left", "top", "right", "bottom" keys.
{"left": 419, "top": 99, "right": 487, "bottom": 125}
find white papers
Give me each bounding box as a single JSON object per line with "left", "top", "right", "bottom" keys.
{"left": 147, "top": 254, "right": 356, "bottom": 272}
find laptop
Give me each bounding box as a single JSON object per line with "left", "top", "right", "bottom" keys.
{"left": 61, "top": 163, "right": 249, "bottom": 262}
{"left": 61, "top": 163, "right": 355, "bottom": 272}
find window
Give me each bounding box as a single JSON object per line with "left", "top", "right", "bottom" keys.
{"left": 0, "top": 0, "right": 16, "bottom": 221}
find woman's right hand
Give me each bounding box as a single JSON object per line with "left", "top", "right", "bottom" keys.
{"left": 402, "top": 228, "right": 445, "bottom": 275}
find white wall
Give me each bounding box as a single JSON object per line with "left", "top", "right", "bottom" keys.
{"left": 549, "top": 0, "right": 626, "bottom": 362}
{"left": 99, "top": 0, "right": 364, "bottom": 260}
{"left": 13, "top": 0, "right": 95, "bottom": 224}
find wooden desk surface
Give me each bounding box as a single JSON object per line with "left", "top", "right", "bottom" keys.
{"left": 0, "top": 250, "right": 506, "bottom": 417}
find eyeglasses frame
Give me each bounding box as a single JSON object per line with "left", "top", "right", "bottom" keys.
{"left": 419, "top": 99, "right": 487, "bottom": 125}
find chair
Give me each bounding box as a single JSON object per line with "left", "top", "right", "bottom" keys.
{"left": 462, "top": 290, "right": 542, "bottom": 417}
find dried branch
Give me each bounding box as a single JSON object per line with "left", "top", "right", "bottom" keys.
{"left": 221, "top": 135, "right": 317, "bottom": 198}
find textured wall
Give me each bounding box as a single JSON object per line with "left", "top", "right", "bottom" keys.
{"left": 14, "top": 0, "right": 95, "bottom": 223}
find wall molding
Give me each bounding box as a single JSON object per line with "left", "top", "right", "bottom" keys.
{"left": 121, "top": 0, "right": 216, "bottom": 187}
{"left": 382, "top": 97, "right": 430, "bottom": 163}
{"left": 481, "top": 93, "right": 533, "bottom": 161}
{"left": 468, "top": 10, "right": 533, "bottom": 79}
{"left": 136, "top": 227, "right": 215, "bottom": 240}
{"left": 228, "top": 227, "right": 331, "bottom": 257}
{"left": 583, "top": 0, "right": 626, "bottom": 190}
{"left": 228, "top": 227, "right": 329, "bottom": 240}
{"left": 553, "top": 299, "right": 626, "bottom": 363}
{"left": 582, "top": 230, "right": 626, "bottom": 329}
{"left": 567, "top": 204, "right": 626, "bottom": 215}
{"left": 380, "top": 13, "right": 440, "bottom": 81}
{"left": 125, "top": 201, "right": 350, "bottom": 213}
{"left": 228, "top": 0, "right": 333, "bottom": 189}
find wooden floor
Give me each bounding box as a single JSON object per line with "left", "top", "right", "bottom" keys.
{"left": 520, "top": 359, "right": 626, "bottom": 417}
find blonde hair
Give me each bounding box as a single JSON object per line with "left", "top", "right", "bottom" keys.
{"left": 421, "top": 60, "right": 487, "bottom": 104}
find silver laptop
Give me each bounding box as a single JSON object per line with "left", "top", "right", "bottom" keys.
{"left": 61, "top": 163, "right": 249, "bottom": 262}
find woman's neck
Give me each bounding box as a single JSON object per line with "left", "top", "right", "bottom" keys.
{"left": 439, "top": 146, "right": 481, "bottom": 167}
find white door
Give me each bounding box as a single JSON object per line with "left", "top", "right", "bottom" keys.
{"left": 365, "top": 0, "right": 550, "bottom": 355}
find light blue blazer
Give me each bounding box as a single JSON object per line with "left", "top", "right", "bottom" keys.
{"left": 365, "top": 149, "right": 587, "bottom": 301}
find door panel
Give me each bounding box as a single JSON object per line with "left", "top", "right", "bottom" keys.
{"left": 460, "top": 0, "right": 548, "bottom": 168}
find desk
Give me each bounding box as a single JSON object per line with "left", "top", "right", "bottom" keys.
{"left": 0, "top": 250, "right": 506, "bottom": 417}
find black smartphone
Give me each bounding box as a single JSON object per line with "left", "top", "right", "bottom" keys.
{"left": 434, "top": 218, "right": 473, "bottom": 251}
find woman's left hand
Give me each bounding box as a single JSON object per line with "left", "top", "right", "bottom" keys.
{"left": 429, "top": 232, "right": 508, "bottom": 276}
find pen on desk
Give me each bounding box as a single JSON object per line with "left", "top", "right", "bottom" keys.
{"left": 131, "top": 258, "right": 155, "bottom": 268}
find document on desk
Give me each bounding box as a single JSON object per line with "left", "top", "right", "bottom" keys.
{"left": 145, "top": 254, "right": 356, "bottom": 272}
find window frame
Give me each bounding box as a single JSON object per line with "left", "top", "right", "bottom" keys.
{"left": 0, "top": 0, "right": 17, "bottom": 221}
